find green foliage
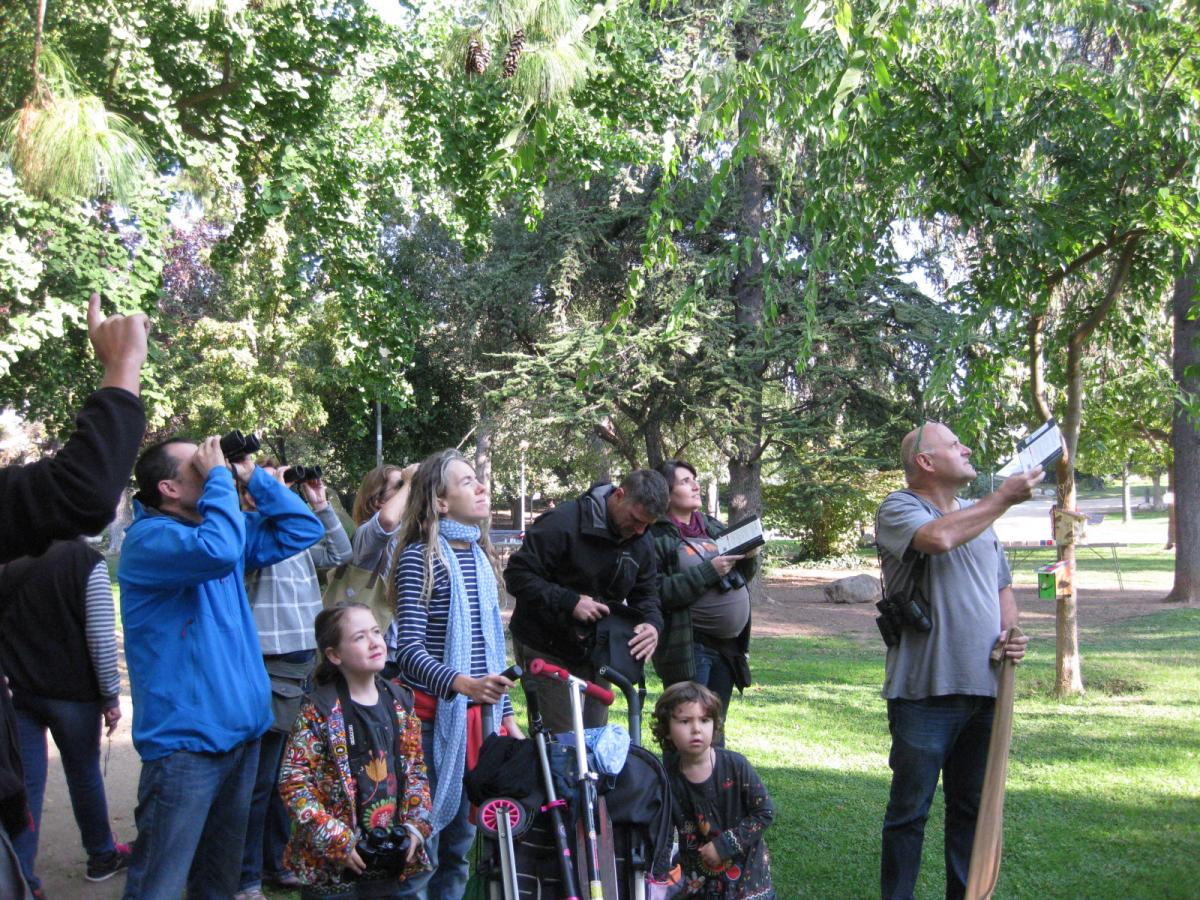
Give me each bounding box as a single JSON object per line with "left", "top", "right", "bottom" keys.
{"left": 763, "top": 467, "right": 903, "bottom": 559}
{"left": 2, "top": 48, "right": 152, "bottom": 205}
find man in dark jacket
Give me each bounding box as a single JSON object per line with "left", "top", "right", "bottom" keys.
{"left": 0, "top": 293, "right": 149, "bottom": 899}
{"left": 505, "top": 470, "right": 668, "bottom": 732}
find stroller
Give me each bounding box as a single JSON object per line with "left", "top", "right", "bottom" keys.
{"left": 467, "top": 661, "right": 676, "bottom": 900}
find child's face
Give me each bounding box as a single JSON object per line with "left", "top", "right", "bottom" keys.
{"left": 669, "top": 700, "right": 715, "bottom": 757}
{"left": 325, "top": 607, "right": 386, "bottom": 677}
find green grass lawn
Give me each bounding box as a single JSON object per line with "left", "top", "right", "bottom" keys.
{"left": 715, "top": 610, "right": 1200, "bottom": 898}
{"left": 488, "top": 607, "right": 1199, "bottom": 898}
{"left": 1005, "top": 544, "right": 1174, "bottom": 592}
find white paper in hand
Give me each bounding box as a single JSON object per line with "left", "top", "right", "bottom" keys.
{"left": 997, "top": 419, "right": 1064, "bottom": 476}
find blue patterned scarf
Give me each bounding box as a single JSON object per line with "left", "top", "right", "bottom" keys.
{"left": 430, "top": 517, "right": 508, "bottom": 832}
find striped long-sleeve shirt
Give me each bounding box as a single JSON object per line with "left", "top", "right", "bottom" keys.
{"left": 393, "top": 542, "right": 513, "bottom": 720}
{"left": 85, "top": 561, "right": 121, "bottom": 707}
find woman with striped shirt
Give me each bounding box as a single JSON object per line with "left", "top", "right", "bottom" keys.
{"left": 390, "top": 449, "right": 523, "bottom": 899}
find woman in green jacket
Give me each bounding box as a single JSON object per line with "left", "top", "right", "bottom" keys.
{"left": 650, "top": 460, "right": 761, "bottom": 724}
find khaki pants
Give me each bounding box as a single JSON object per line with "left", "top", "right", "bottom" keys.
{"left": 513, "top": 639, "right": 611, "bottom": 735}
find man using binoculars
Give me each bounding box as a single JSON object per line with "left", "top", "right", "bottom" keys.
{"left": 117, "top": 435, "right": 324, "bottom": 899}
{"left": 875, "top": 422, "right": 1041, "bottom": 900}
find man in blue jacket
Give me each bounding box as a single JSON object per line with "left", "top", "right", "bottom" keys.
{"left": 117, "top": 435, "right": 323, "bottom": 900}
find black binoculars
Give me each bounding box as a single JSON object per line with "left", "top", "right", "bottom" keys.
{"left": 284, "top": 465, "right": 323, "bottom": 484}
{"left": 356, "top": 825, "right": 412, "bottom": 874}
{"left": 219, "top": 430, "right": 261, "bottom": 462}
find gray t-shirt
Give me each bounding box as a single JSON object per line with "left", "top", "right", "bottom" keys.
{"left": 876, "top": 490, "right": 1011, "bottom": 700}
{"left": 677, "top": 538, "right": 751, "bottom": 639}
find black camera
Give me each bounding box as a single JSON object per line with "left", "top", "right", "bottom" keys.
{"left": 284, "top": 465, "right": 323, "bottom": 484}
{"left": 356, "top": 825, "right": 412, "bottom": 874}
{"left": 219, "top": 430, "right": 261, "bottom": 462}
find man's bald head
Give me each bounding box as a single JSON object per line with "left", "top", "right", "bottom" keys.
{"left": 901, "top": 422, "right": 935, "bottom": 479}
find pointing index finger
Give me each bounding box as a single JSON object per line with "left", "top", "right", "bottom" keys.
{"left": 87, "top": 292, "right": 103, "bottom": 333}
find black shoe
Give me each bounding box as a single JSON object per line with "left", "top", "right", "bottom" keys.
{"left": 86, "top": 846, "right": 131, "bottom": 882}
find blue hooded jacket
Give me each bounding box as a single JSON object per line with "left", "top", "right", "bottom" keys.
{"left": 118, "top": 466, "right": 324, "bottom": 761}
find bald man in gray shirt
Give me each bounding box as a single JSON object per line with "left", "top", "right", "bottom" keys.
{"left": 877, "top": 422, "right": 1041, "bottom": 900}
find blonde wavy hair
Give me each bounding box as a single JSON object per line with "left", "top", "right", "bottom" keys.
{"left": 388, "top": 449, "right": 500, "bottom": 607}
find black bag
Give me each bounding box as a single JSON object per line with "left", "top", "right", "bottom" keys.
{"left": 265, "top": 657, "right": 314, "bottom": 734}
{"left": 589, "top": 604, "right": 644, "bottom": 684}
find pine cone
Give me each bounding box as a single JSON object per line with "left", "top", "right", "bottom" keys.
{"left": 502, "top": 28, "right": 524, "bottom": 78}
{"left": 465, "top": 36, "right": 491, "bottom": 76}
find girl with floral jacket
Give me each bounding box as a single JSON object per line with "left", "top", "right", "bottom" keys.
{"left": 279, "top": 603, "right": 433, "bottom": 897}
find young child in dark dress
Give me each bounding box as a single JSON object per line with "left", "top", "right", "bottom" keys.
{"left": 652, "top": 682, "right": 775, "bottom": 899}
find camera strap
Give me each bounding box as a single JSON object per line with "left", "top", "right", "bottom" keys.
{"left": 334, "top": 675, "right": 395, "bottom": 770}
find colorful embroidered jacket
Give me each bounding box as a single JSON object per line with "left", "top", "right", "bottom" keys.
{"left": 279, "top": 677, "right": 434, "bottom": 887}
{"left": 667, "top": 748, "right": 775, "bottom": 899}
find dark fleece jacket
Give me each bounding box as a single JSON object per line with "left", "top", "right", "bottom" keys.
{"left": 0, "top": 386, "right": 145, "bottom": 836}
{"left": 505, "top": 483, "right": 663, "bottom": 665}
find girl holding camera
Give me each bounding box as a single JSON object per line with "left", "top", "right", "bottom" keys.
{"left": 650, "top": 460, "right": 761, "bottom": 734}
{"left": 278, "top": 603, "right": 432, "bottom": 898}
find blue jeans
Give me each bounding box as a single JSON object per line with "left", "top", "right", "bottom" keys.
{"left": 397, "top": 720, "right": 475, "bottom": 899}
{"left": 881, "top": 695, "right": 995, "bottom": 900}
{"left": 692, "top": 642, "right": 735, "bottom": 731}
{"left": 11, "top": 693, "right": 117, "bottom": 892}
{"left": 241, "top": 649, "right": 312, "bottom": 890}
{"left": 238, "top": 728, "right": 291, "bottom": 890}
{"left": 123, "top": 738, "right": 260, "bottom": 900}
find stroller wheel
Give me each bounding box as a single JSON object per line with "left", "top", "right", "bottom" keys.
{"left": 478, "top": 796, "right": 532, "bottom": 839}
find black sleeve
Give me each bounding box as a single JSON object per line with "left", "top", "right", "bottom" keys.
{"left": 626, "top": 538, "right": 663, "bottom": 633}
{"left": 0, "top": 388, "right": 145, "bottom": 563}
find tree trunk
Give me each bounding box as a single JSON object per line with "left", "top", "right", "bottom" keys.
{"left": 1166, "top": 457, "right": 1176, "bottom": 550}
{"left": 31, "top": 0, "right": 48, "bottom": 90}
{"left": 1122, "top": 462, "right": 1132, "bottom": 524}
{"left": 707, "top": 476, "right": 720, "bottom": 520}
{"left": 727, "top": 21, "right": 767, "bottom": 540}
{"left": 643, "top": 412, "right": 666, "bottom": 470}
{"left": 1151, "top": 469, "right": 1165, "bottom": 511}
{"left": 475, "top": 411, "right": 492, "bottom": 537}
{"left": 1050, "top": 238, "right": 1136, "bottom": 696}
{"left": 589, "top": 430, "right": 611, "bottom": 485}
{"left": 1166, "top": 251, "right": 1200, "bottom": 603}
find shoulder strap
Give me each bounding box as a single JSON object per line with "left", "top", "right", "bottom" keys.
{"left": 380, "top": 676, "right": 414, "bottom": 715}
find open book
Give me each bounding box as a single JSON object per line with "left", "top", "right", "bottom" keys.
{"left": 715, "top": 516, "right": 766, "bottom": 557}
{"left": 996, "top": 419, "right": 1064, "bottom": 476}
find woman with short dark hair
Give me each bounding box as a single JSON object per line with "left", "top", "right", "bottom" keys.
{"left": 650, "top": 460, "right": 761, "bottom": 725}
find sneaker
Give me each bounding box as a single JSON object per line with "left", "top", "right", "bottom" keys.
{"left": 86, "top": 845, "right": 131, "bottom": 882}
{"left": 233, "top": 890, "right": 268, "bottom": 900}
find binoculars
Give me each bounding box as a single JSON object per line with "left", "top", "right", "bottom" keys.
{"left": 284, "top": 465, "right": 323, "bottom": 484}
{"left": 219, "top": 430, "right": 261, "bottom": 462}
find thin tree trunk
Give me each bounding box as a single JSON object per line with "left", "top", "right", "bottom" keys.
{"left": 1151, "top": 469, "right": 1164, "bottom": 511}
{"left": 1166, "top": 457, "right": 1176, "bottom": 550}
{"left": 1167, "top": 251, "right": 1200, "bottom": 603}
{"left": 31, "top": 0, "right": 48, "bottom": 88}
{"left": 1053, "top": 238, "right": 1137, "bottom": 696}
{"left": 707, "top": 476, "right": 720, "bottom": 520}
{"left": 727, "top": 20, "right": 766, "bottom": 540}
{"left": 474, "top": 411, "right": 492, "bottom": 537}
{"left": 1122, "top": 462, "right": 1132, "bottom": 524}
{"left": 590, "top": 430, "right": 611, "bottom": 485}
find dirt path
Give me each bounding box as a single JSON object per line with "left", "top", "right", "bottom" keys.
{"left": 32, "top": 569, "right": 1180, "bottom": 898}
{"left": 753, "top": 566, "right": 1176, "bottom": 642}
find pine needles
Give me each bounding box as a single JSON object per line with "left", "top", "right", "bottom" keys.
{"left": 1, "top": 48, "right": 151, "bottom": 205}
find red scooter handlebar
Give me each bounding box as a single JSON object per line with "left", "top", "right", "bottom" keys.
{"left": 527, "top": 658, "right": 615, "bottom": 706}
